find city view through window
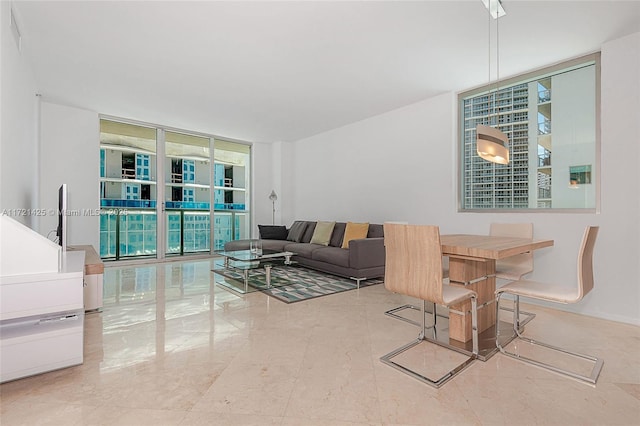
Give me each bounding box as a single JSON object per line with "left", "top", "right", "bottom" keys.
{"left": 99, "top": 119, "right": 250, "bottom": 260}
{"left": 459, "top": 54, "right": 598, "bottom": 211}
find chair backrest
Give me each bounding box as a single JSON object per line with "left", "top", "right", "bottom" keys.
{"left": 490, "top": 222, "right": 534, "bottom": 271}
{"left": 383, "top": 223, "right": 444, "bottom": 304}
{"left": 577, "top": 226, "right": 599, "bottom": 301}
{"left": 489, "top": 223, "right": 533, "bottom": 239}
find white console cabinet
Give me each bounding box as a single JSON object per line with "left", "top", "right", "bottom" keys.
{"left": 0, "top": 216, "right": 85, "bottom": 383}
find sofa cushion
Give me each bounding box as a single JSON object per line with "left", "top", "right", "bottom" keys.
{"left": 311, "top": 246, "right": 350, "bottom": 268}
{"left": 259, "top": 240, "right": 290, "bottom": 252}
{"left": 284, "top": 242, "right": 324, "bottom": 259}
{"left": 330, "top": 222, "right": 347, "bottom": 247}
{"left": 368, "top": 223, "right": 384, "bottom": 238}
{"left": 287, "top": 221, "right": 308, "bottom": 242}
{"left": 223, "top": 238, "right": 289, "bottom": 252}
{"left": 301, "top": 221, "right": 316, "bottom": 243}
{"left": 258, "top": 225, "right": 288, "bottom": 240}
{"left": 310, "top": 221, "right": 335, "bottom": 246}
{"left": 341, "top": 222, "right": 370, "bottom": 249}
{"left": 223, "top": 239, "right": 251, "bottom": 251}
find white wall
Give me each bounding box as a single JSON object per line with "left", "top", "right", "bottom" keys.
{"left": 599, "top": 32, "right": 640, "bottom": 324}
{"left": 287, "top": 32, "right": 640, "bottom": 325}
{"left": 291, "top": 92, "right": 456, "bottom": 226}
{"left": 39, "top": 102, "right": 100, "bottom": 249}
{"left": 251, "top": 141, "right": 276, "bottom": 237}
{"left": 0, "top": 2, "right": 38, "bottom": 228}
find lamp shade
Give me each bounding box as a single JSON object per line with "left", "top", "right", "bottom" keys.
{"left": 476, "top": 124, "right": 509, "bottom": 165}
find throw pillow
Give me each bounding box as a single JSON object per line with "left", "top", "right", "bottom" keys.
{"left": 258, "top": 225, "right": 288, "bottom": 240}
{"left": 310, "top": 221, "right": 336, "bottom": 246}
{"left": 287, "top": 221, "right": 308, "bottom": 242}
{"left": 341, "top": 222, "right": 369, "bottom": 249}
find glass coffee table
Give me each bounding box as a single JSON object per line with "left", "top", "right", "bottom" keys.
{"left": 213, "top": 249, "right": 295, "bottom": 294}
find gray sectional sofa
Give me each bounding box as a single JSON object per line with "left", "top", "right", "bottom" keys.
{"left": 223, "top": 221, "right": 385, "bottom": 286}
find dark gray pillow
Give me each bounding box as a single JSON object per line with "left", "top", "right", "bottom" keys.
{"left": 287, "top": 221, "right": 308, "bottom": 242}
{"left": 301, "top": 221, "right": 316, "bottom": 243}
{"left": 330, "top": 222, "right": 347, "bottom": 247}
{"left": 258, "top": 225, "right": 288, "bottom": 240}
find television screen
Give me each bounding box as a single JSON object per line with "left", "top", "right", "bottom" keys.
{"left": 57, "top": 184, "right": 67, "bottom": 251}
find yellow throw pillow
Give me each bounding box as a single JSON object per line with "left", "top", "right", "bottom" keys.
{"left": 310, "top": 221, "right": 336, "bottom": 246}
{"left": 341, "top": 222, "right": 369, "bottom": 249}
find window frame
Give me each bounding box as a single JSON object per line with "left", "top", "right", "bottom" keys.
{"left": 457, "top": 53, "right": 601, "bottom": 213}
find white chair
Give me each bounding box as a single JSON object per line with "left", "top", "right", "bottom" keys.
{"left": 495, "top": 226, "right": 604, "bottom": 384}
{"left": 490, "top": 223, "right": 534, "bottom": 280}
{"left": 380, "top": 223, "right": 478, "bottom": 388}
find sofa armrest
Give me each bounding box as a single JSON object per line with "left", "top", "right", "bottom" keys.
{"left": 349, "top": 237, "right": 385, "bottom": 269}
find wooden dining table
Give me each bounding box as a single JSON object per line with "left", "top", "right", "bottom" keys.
{"left": 440, "top": 234, "right": 554, "bottom": 347}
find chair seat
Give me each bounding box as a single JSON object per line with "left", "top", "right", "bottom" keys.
{"left": 442, "top": 284, "right": 477, "bottom": 306}
{"left": 495, "top": 262, "right": 533, "bottom": 280}
{"left": 499, "top": 279, "right": 581, "bottom": 304}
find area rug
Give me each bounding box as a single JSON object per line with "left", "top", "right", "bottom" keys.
{"left": 213, "top": 262, "right": 383, "bottom": 303}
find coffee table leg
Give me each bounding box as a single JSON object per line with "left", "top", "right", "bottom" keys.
{"left": 284, "top": 255, "right": 291, "bottom": 265}
{"left": 265, "top": 264, "right": 272, "bottom": 288}
{"left": 243, "top": 269, "right": 249, "bottom": 293}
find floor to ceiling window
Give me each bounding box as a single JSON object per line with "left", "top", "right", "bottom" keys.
{"left": 99, "top": 118, "right": 251, "bottom": 260}
{"left": 100, "top": 121, "right": 158, "bottom": 260}
{"left": 213, "top": 140, "right": 250, "bottom": 250}
{"left": 165, "top": 131, "right": 212, "bottom": 256}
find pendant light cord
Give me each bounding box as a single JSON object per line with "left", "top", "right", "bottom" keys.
{"left": 487, "top": 1, "right": 503, "bottom": 127}
{"left": 496, "top": 2, "right": 500, "bottom": 127}
{"left": 488, "top": 2, "right": 492, "bottom": 124}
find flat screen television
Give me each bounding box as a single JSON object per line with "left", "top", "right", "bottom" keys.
{"left": 56, "top": 184, "right": 67, "bottom": 251}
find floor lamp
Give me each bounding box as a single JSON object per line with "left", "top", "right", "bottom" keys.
{"left": 269, "top": 190, "right": 277, "bottom": 225}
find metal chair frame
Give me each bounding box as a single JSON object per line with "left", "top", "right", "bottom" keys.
{"left": 495, "top": 226, "right": 604, "bottom": 385}
{"left": 496, "top": 293, "right": 604, "bottom": 384}
{"left": 385, "top": 300, "right": 536, "bottom": 329}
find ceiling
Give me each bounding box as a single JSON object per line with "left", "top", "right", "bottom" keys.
{"left": 12, "top": 1, "right": 640, "bottom": 143}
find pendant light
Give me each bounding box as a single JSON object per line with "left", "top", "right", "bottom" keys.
{"left": 477, "top": 0, "right": 509, "bottom": 165}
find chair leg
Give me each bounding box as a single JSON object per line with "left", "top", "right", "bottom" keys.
{"left": 471, "top": 295, "right": 478, "bottom": 355}
{"left": 431, "top": 301, "right": 438, "bottom": 340}
{"left": 384, "top": 302, "right": 444, "bottom": 328}
{"left": 495, "top": 293, "right": 604, "bottom": 385}
{"left": 380, "top": 298, "right": 477, "bottom": 388}
{"left": 419, "top": 300, "right": 427, "bottom": 339}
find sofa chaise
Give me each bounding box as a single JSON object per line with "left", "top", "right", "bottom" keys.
{"left": 223, "top": 220, "right": 385, "bottom": 286}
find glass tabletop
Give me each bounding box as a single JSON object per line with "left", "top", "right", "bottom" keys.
{"left": 215, "top": 249, "right": 293, "bottom": 262}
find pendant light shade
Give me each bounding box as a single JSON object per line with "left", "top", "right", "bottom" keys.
{"left": 476, "top": 124, "right": 509, "bottom": 165}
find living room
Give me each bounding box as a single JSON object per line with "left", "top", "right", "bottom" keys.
{"left": 1, "top": 1, "right": 639, "bottom": 424}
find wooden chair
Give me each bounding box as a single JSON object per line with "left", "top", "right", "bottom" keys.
{"left": 490, "top": 223, "right": 534, "bottom": 280}
{"left": 384, "top": 226, "right": 450, "bottom": 327}
{"left": 495, "top": 226, "right": 604, "bottom": 384}
{"left": 380, "top": 223, "right": 478, "bottom": 388}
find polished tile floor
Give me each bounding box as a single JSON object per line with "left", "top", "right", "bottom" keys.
{"left": 1, "top": 258, "right": 639, "bottom": 425}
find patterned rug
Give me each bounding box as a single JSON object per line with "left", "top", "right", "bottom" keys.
{"left": 213, "top": 262, "right": 383, "bottom": 303}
